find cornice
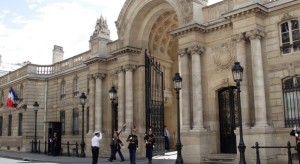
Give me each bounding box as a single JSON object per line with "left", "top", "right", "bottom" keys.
{"left": 170, "top": 21, "right": 231, "bottom": 38}
{"left": 110, "top": 46, "right": 142, "bottom": 56}
{"left": 84, "top": 56, "right": 117, "bottom": 65}
{"left": 222, "top": 3, "right": 268, "bottom": 20}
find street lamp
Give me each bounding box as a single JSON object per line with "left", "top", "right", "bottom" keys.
{"left": 173, "top": 72, "right": 183, "bottom": 164}
{"left": 33, "top": 101, "right": 39, "bottom": 153}
{"left": 232, "top": 61, "right": 246, "bottom": 164}
{"left": 109, "top": 86, "right": 117, "bottom": 158}
{"left": 79, "top": 92, "right": 87, "bottom": 158}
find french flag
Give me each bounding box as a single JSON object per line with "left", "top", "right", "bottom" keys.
{"left": 6, "top": 87, "right": 17, "bottom": 108}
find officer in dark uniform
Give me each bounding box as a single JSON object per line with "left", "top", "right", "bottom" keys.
{"left": 127, "top": 128, "right": 138, "bottom": 164}
{"left": 144, "top": 128, "right": 155, "bottom": 164}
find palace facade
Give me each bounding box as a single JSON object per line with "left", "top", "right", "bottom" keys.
{"left": 1, "top": 0, "right": 300, "bottom": 163}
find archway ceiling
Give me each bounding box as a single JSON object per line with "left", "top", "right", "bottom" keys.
{"left": 148, "top": 11, "right": 178, "bottom": 60}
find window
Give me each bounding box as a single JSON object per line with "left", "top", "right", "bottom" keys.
{"left": 0, "top": 91, "right": 4, "bottom": 107}
{"left": 283, "top": 76, "right": 300, "bottom": 127}
{"left": 87, "top": 77, "right": 90, "bottom": 95}
{"left": 280, "top": 20, "right": 300, "bottom": 54}
{"left": 73, "top": 77, "right": 79, "bottom": 97}
{"left": 60, "top": 111, "right": 65, "bottom": 135}
{"left": 18, "top": 113, "right": 23, "bottom": 136}
{"left": 86, "top": 107, "right": 89, "bottom": 133}
{"left": 72, "top": 109, "right": 79, "bottom": 135}
{"left": 0, "top": 116, "right": 3, "bottom": 136}
{"left": 19, "top": 85, "right": 24, "bottom": 102}
{"left": 60, "top": 80, "right": 66, "bottom": 99}
{"left": 8, "top": 115, "right": 12, "bottom": 136}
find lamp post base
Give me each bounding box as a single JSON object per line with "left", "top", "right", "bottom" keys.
{"left": 175, "top": 143, "right": 183, "bottom": 164}
{"left": 79, "top": 142, "right": 85, "bottom": 158}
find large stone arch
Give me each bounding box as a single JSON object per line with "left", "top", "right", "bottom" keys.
{"left": 115, "top": 0, "right": 190, "bottom": 47}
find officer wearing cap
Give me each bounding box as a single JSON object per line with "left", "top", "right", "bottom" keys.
{"left": 144, "top": 128, "right": 155, "bottom": 164}
{"left": 91, "top": 131, "right": 102, "bottom": 164}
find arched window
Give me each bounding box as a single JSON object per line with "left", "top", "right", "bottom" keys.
{"left": 72, "top": 109, "right": 79, "bottom": 135}
{"left": 60, "top": 80, "right": 66, "bottom": 99}
{"left": 0, "top": 116, "right": 3, "bottom": 136}
{"left": 18, "top": 113, "right": 23, "bottom": 136}
{"left": 280, "top": 19, "right": 300, "bottom": 54}
{"left": 283, "top": 76, "right": 300, "bottom": 127}
{"left": 8, "top": 114, "right": 12, "bottom": 136}
{"left": 73, "top": 77, "right": 79, "bottom": 97}
{"left": 60, "top": 110, "right": 65, "bottom": 135}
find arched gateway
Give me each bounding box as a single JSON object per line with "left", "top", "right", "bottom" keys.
{"left": 1, "top": 0, "right": 298, "bottom": 164}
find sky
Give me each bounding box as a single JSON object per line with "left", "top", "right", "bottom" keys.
{"left": 0, "top": 0, "right": 222, "bottom": 65}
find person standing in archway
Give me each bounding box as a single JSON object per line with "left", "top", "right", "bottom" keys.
{"left": 164, "top": 125, "right": 170, "bottom": 151}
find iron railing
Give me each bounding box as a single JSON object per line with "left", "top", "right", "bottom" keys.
{"left": 251, "top": 141, "right": 295, "bottom": 164}
{"left": 30, "top": 140, "right": 79, "bottom": 157}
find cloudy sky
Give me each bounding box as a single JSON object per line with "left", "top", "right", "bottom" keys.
{"left": 0, "top": 0, "right": 221, "bottom": 65}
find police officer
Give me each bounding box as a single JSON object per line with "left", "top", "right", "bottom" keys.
{"left": 127, "top": 128, "right": 138, "bottom": 164}
{"left": 91, "top": 131, "right": 102, "bottom": 164}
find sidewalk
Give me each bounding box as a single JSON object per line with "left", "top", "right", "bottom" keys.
{"left": 0, "top": 150, "right": 176, "bottom": 164}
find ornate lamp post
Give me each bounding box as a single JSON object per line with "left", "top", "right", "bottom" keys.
{"left": 79, "top": 92, "right": 87, "bottom": 158}
{"left": 232, "top": 61, "right": 246, "bottom": 164}
{"left": 109, "top": 86, "right": 117, "bottom": 157}
{"left": 33, "top": 101, "right": 39, "bottom": 153}
{"left": 173, "top": 73, "right": 183, "bottom": 164}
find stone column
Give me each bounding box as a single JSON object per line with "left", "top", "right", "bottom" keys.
{"left": 88, "top": 74, "right": 95, "bottom": 134}
{"left": 246, "top": 29, "right": 268, "bottom": 127}
{"left": 94, "top": 73, "right": 106, "bottom": 131}
{"left": 117, "top": 66, "right": 125, "bottom": 130}
{"left": 124, "top": 64, "right": 135, "bottom": 132}
{"left": 178, "top": 48, "right": 190, "bottom": 131}
{"left": 232, "top": 33, "right": 251, "bottom": 128}
{"left": 188, "top": 45, "right": 205, "bottom": 131}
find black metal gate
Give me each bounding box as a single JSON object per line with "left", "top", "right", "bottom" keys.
{"left": 218, "top": 87, "right": 238, "bottom": 154}
{"left": 145, "top": 50, "right": 164, "bottom": 154}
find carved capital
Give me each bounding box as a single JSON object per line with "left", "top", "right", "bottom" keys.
{"left": 94, "top": 73, "right": 106, "bottom": 79}
{"left": 231, "top": 33, "right": 246, "bottom": 43}
{"left": 115, "top": 66, "right": 124, "bottom": 74}
{"left": 87, "top": 74, "right": 94, "bottom": 80}
{"left": 178, "top": 48, "right": 188, "bottom": 57}
{"left": 124, "top": 64, "right": 136, "bottom": 72}
{"left": 188, "top": 45, "right": 205, "bottom": 55}
{"left": 246, "top": 29, "right": 265, "bottom": 40}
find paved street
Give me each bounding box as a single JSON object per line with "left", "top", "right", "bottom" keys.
{"left": 0, "top": 150, "right": 176, "bottom": 164}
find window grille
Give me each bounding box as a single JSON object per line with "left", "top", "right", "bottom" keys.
{"left": 8, "top": 115, "right": 12, "bottom": 136}
{"left": 72, "top": 109, "right": 79, "bottom": 135}
{"left": 60, "top": 111, "right": 65, "bottom": 135}
{"left": 0, "top": 116, "right": 3, "bottom": 136}
{"left": 18, "top": 113, "right": 23, "bottom": 136}
{"left": 283, "top": 76, "right": 300, "bottom": 127}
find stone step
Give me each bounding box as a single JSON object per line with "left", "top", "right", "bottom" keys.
{"left": 201, "top": 154, "right": 236, "bottom": 164}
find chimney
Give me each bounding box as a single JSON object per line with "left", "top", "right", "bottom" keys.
{"left": 52, "top": 45, "right": 64, "bottom": 64}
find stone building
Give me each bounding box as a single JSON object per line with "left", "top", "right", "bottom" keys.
{"left": 1, "top": 0, "right": 300, "bottom": 163}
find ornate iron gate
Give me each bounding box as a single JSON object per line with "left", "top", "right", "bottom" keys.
{"left": 218, "top": 87, "right": 238, "bottom": 154}
{"left": 145, "top": 50, "right": 165, "bottom": 154}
